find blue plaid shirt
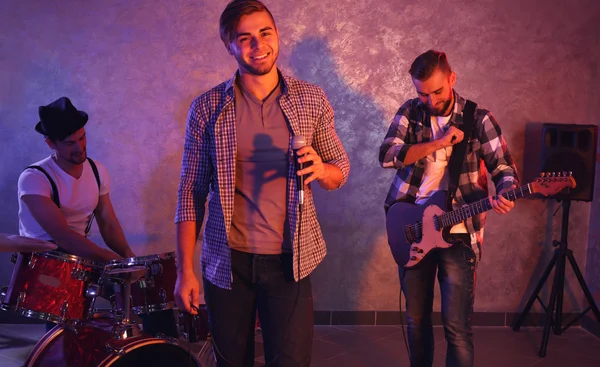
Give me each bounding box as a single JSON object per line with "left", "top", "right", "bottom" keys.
{"left": 176, "top": 71, "right": 350, "bottom": 289}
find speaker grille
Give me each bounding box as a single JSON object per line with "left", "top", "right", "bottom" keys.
{"left": 540, "top": 123, "right": 598, "bottom": 202}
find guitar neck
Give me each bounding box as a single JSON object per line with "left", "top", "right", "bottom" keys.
{"left": 439, "top": 184, "right": 532, "bottom": 228}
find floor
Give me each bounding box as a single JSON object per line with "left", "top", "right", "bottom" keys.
{"left": 0, "top": 323, "right": 599, "bottom": 366}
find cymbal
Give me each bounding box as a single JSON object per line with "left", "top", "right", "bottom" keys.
{"left": 0, "top": 233, "right": 57, "bottom": 253}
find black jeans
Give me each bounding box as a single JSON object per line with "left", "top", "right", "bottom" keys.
{"left": 204, "top": 249, "right": 313, "bottom": 367}
{"left": 399, "top": 235, "right": 477, "bottom": 367}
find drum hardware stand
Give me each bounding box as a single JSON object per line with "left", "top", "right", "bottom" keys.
{"left": 110, "top": 279, "right": 143, "bottom": 340}
{"left": 60, "top": 301, "right": 69, "bottom": 320}
{"left": 28, "top": 256, "right": 37, "bottom": 269}
{"left": 85, "top": 283, "right": 100, "bottom": 321}
{"left": 105, "top": 343, "right": 127, "bottom": 357}
{"left": 159, "top": 288, "right": 168, "bottom": 307}
{"left": 0, "top": 286, "right": 7, "bottom": 303}
{"left": 16, "top": 292, "right": 26, "bottom": 308}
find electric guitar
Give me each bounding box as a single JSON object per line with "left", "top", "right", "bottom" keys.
{"left": 386, "top": 172, "right": 576, "bottom": 268}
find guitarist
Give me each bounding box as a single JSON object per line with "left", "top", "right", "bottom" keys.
{"left": 379, "top": 50, "right": 519, "bottom": 367}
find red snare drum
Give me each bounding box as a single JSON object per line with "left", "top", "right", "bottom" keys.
{"left": 106, "top": 252, "right": 177, "bottom": 314}
{"left": 22, "top": 315, "right": 203, "bottom": 367}
{"left": 0, "top": 251, "right": 103, "bottom": 324}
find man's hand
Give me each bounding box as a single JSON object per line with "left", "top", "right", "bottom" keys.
{"left": 174, "top": 270, "right": 201, "bottom": 314}
{"left": 296, "top": 146, "right": 328, "bottom": 186}
{"left": 491, "top": 185, "right": 516, "bottom": 214}
{"left": 439, "top": 126, "right": 464, "bottom": 147}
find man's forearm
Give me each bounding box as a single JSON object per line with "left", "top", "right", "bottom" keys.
{"left": 100, "top": 222, "right": 134, "bottom": 258}
{"left": 317, "top": 163, "right": 343, "bottom": 190}
{"left": 176, "top": 221, "right": 200, "bottom": 274}
{"left": 403, "top": 140, "right": 445, "bottom": 165}
{"left": 53, "top": 230, "right": 118, "bottom": 261}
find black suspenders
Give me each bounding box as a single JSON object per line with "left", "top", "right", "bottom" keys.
{"left": 26, "top": 157, "right": 101, "bottom": 236}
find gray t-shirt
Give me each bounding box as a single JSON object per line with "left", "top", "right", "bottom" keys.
{"left": 229, "top": 80, "right": 291, "bottom": 254}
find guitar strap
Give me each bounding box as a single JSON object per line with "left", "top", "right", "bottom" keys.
{"left": 447, "top": 100, "right": 477, "bottom": 209}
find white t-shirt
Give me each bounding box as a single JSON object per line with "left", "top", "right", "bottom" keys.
{"left": 18, "top": 156, "right": 110, "bottom": 240}
{"left": 415, "top": 115, "right": 467, "bottom": 233}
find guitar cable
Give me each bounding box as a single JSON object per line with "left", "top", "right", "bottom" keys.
{"left": 399, "top": 269, "right": 411, "bottom": 360}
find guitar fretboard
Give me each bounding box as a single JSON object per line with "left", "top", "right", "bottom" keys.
{"left": 438, "top": 184, "right": 532, "bottom": 228}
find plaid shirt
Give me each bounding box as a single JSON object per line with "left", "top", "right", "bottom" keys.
{"left": 176, "top": 71, "right": 350, "bottom": 289}
{"left": 379, "top": 91, "right": 518, "bottom": 259}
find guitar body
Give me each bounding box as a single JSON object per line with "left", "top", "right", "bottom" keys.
{"left": 385, "top": 173, "right": 576, "bottom": 268}
{"left": 386, "top": 191, "right": 453, "bottom": 268}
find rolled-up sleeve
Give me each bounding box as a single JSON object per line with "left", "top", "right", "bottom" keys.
{"left": 379, "top": 101, "right": 413, "bottom": 170}
{"left": 479, "top": 112, "right": 519, "bottom": 193}
{"left": 175, "top": 97, "right": 213, "bottom": 223}
{"left": 312, "top": 89, "right": 350, "bottom": 189}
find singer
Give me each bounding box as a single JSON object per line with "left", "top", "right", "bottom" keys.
{"left": 174, "top": 1, "right": 349, "bottom": 366}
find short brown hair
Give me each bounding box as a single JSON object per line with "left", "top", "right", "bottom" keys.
{"left": 409, "top": 50, "right": 452, "bottom": 81}
{"left": 219, "top": 0, "right": 276, "bottom": 45}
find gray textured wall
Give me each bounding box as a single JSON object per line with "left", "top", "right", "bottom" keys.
{"left": 1, "top": 0, "right": 599, "bottom": 313}
{"left": 586, "top": 153, "right": 600, "bottom": 312}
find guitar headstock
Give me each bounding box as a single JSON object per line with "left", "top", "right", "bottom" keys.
{"left": 530, "top": 172, "right": 577, "bottom": 197}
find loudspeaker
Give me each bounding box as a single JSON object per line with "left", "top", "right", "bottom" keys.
{"left": 540, "top": 123, "right": 598, "bottom": 202}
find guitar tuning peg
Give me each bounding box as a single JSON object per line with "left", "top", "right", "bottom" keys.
{"left": 540, "top": 172, "right": 546, "bottom": 177}
{"left": 569, "top": 171, "right": 573, "bottom": 176}
{"left": 562, "top": 171, "right": 567, "bottom": 177}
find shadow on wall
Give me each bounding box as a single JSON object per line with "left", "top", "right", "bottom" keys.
{"left": 288, "top": 36, "right": 397, "bottom": 311}
{"left": 139, "top": 98, "right": 205, "bottom": 292}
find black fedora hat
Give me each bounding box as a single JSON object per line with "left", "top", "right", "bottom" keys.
{"left": 35, "top": 97, "right": 88, "bottom": 140}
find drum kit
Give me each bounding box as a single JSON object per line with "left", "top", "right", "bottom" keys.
{"left": 0, "top": 247, "right": 213, "bottom": 367}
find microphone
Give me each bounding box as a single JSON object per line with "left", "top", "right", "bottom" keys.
{"left": 291, "top": 135, "right": 307, "bottom": 206}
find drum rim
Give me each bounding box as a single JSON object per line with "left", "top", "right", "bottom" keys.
{"left": 23, "top": 319, "right": 200, "bottom": 367}
{"left": 0, "top": 304, "right": 68, "bottom": 324}
{"left": 38, "top": 250, "right": 105, "bottom": 268}
{"left": 101, "top": 334, "right": 201, "bottom": 366}
{"left": 105, "top": 252, "right": 176, "bottom": 269}
{"left": 131, "top": 301, "right": 175, "bottom": 315}
{"left": 23, "top": 321, "right": 67, "bottom": 366}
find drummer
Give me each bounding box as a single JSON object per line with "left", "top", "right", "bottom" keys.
{"left": 17, "top": 97, "right": 178, "bottom": 337}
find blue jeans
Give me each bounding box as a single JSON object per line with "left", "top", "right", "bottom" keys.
{"left": 399, "top": 235, "right": 476, "bottom": 367}
{"left": 204, "top": 249, "right": 313, "bottom": 367}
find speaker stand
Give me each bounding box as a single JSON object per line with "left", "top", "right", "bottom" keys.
{"left": 512, "top": 199, "right": 600, "bottom": 357}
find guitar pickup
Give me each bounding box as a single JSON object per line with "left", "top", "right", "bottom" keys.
{"left": 404, "top": 224, "right": 416, "bottom": 243}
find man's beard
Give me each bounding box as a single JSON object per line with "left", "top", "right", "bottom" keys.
{"left": 427, "top": 98, "right": 453, "bottom": 116}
